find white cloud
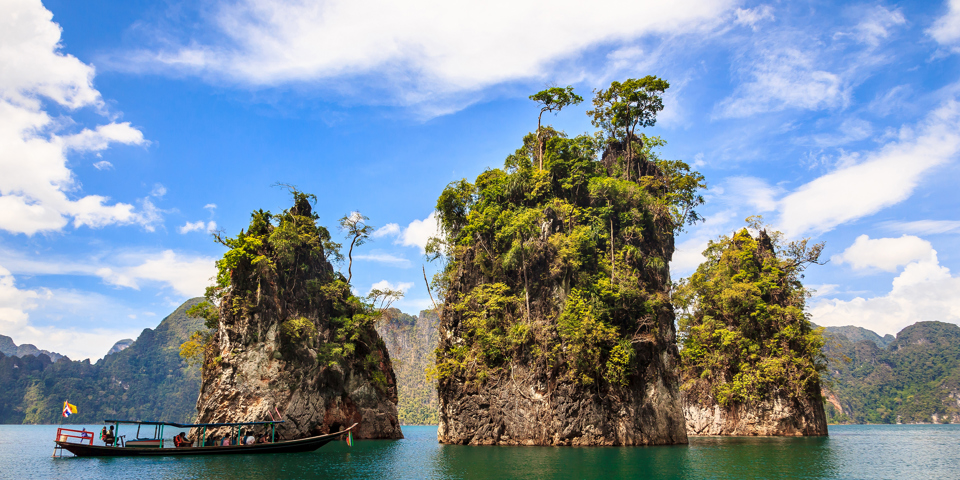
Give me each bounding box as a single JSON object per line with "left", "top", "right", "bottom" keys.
{"left": 93, "top": 160, "right": 114, "bottom": 170}
{"left": 124, "top": 0, "right": 734, "bottom": 109}
{"left": 670, "top": 209, "right": 739, "bottom": 276}
{"left": 715, "top": 46, "right": 846, "bottom": 118}
{"left": 178, "top": 220, "right": 217, "bottom": 234}
{"left": 833, "top": 235, "right": 936, "bottom": 272}
{"left": 851, "top": 6, "right": 905, "bottom": 46}
{"left": 723, "top": 177, "right": 780, "bottom": 212}
{"left": 353, "top": 251, "right": 411, "bottom": 268}
{"left": 0, "top": 0, "right": 152, "bottom": 235}
{"left": 61, "top": 122, "right": 146, "bottom": 152}
{"left": 807, "top": 118, "right": 873, "bottom": 147}
{"left": 734, "top": 6, "right": 774, "bottom": 30}
{"left": 0, "top": 248, "right": 215, "bottom": 298}
{"left": 372, "top": 223, "right": 401, "bottom": 238}
{"left": 203, "top": 203, "right": 217, "bottom": 210}
{"left": 810, "top": 247, "right": 960, "bottom": 335}
{"left": 399, "top": 212, "right": 439, "bottom": 251}
{"left": 929, "top": 0, "right": 960, "bottom": 50}
{"left": 0, "top": 265, "right": 141, "bottom": 360}
{"left": 879, "top": 219, "right": 960, "bottom": 235}
{"left": 150, "top": 184, "right": 167, "bottom": 198}
{"left": 369, "top": 280, "right": 414, "bottom": 295}
{"left": 809, "top": 284, "right": 839, "bottom": 297}
{"left": 778, "top": 99, "right": 960, "bottom": 236}
{"left": 97, "top": 250, "right": 216, "bottom": 297}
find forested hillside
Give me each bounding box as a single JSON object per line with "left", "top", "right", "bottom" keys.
{"left": 377, "top": 308, "right": 439, "bottom": 425}
{"left": 0, "top": 298, "right": 203, "bottom": 424}
{"left": 823, "top": 322, "right": 960, "bottom": 424}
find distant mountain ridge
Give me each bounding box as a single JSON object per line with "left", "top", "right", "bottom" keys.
{"left": 0, "top": 335, "right": 64, "bottom": 362}
{"left": 822, "top": 321, "right": 960, "bottom": 424}
{"left": 106, "top": 339, "right": 134, "bottom": 355}
{"left": 0, "top": 298, "right": 203, "bottom": 424}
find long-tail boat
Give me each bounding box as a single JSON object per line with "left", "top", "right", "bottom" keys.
{"left": 53, "top": 419, "right": 356, "bottom": 457}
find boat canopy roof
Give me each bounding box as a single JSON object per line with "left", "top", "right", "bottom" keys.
{"left": 103, "top": 419, "right": 283, "bottom": 428}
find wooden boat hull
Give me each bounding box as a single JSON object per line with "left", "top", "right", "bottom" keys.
{"left": 56, "top": 431, "right": 343, "bottom": 457}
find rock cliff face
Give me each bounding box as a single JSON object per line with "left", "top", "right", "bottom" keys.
{"left": 683, "top": 395, "right": 827, "bottom": 436}
{"left": 193, "top": 194, "right": 401, "bottom": 441}
{"left": 433, "top": 132, "right": 698, "bottom": 446}
{"left": 377, "top": 309, "right": 440, "bottom": 425}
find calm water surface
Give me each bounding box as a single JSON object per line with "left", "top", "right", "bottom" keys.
{"left": 2, "top": 424, "right": 958, "bottom": 479}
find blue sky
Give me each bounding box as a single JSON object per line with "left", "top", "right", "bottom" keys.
{"left": 2, "top": 0, "right": 960, "bottom": 359}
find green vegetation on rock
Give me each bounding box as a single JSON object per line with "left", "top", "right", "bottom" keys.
{"left": 675, "top": 220, "right": 827, "bottom": 407}
{"left": 185, "top": 191, "right": 400, "bottom": 381}
{"left": 431, "top": 78, "right": 705, "bottom": 390}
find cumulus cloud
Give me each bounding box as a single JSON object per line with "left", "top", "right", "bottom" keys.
{"left": 122, "top": 0, "right": 733, "bottom": 110}
{"left": 778, "top": 99, "right": 960, "bottom": 236}
{"left": 93, "top": 160, "right": 114, "bottom": 170}
{"left": 810, "top": 246, "right": 960, "bottom": 335}
{"left": 371, "top": 223, "right": 401, "bottom": 238}
{"left": 399, "top": 212, "right": 439, "bottom": 251}
{"left": 0, "top": 264, "right": 142, "bottom": 360}
{"left": 0, "top": 0, "right": 152, "bottom": 235}
{"left": 833, "top": 235, "right": 936, "bottom": 272}
{"left": 368, "top": 280, "right": 414, "bottom": 295}
{"left": 929, "top": 0, "right": 960, "bottom": 50}
{"left": 178, "top": 220, "right": 217, "bottom": 234}
{"left": 371, "top": 213, "right": 440, "bottom": 251}
{"left": 96, "top": 250, "right": 216, "bottom": 297}
{"left": 0, "top": 248, "right": 215, "bottom": 298}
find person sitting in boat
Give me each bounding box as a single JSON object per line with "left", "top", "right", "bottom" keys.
{"left": 102, "top": 426, "right": 115, "bottom": 446}
{"left": 173, "top": 432, "right": 189, "bottom": 448}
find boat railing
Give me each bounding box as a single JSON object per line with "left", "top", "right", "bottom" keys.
{"left": 55, "top": 427, "right": 95, "bottom": 446}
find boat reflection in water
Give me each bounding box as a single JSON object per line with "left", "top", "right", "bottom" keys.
{"left": 53, "top": 419, "right": 355, "bottom": 457}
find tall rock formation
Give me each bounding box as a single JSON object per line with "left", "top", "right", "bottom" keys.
{"left": 192, "top": 193, "right": 401, "bottom": 441}
{"left": 676, "top": 227, "right": 828, "bottom": 436}
{"left": 432, "top": 81, "right": 703, "bottom": 445}
{"left": 377, "top": 309, "right": 440, "bottom": 425}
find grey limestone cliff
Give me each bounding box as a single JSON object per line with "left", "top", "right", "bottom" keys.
{"left": 191, "top": 194, "right": 401, "bottom": 441}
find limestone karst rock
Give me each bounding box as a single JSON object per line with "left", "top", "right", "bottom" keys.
{"left": 432, "top": 132, "right": 701, "bottom": 446}
{"left": 676, "top": 227, "right": 828, "bottom": 436}
{"left": 192, "top": 193, "right": 402, "bottom": 441}
{"left": 683, "top": 395, "right": 827, "bottom": 436}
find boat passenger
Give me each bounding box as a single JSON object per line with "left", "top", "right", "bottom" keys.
{"left": 173, "top": 432, "right": 189, "bottom": 448}
{"left": 103, "top": 426, "right": 115, "bottom": 446}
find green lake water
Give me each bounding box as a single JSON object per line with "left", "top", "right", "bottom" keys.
{"left": 2, "top": 424, "right": 958, "bottom": 479}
